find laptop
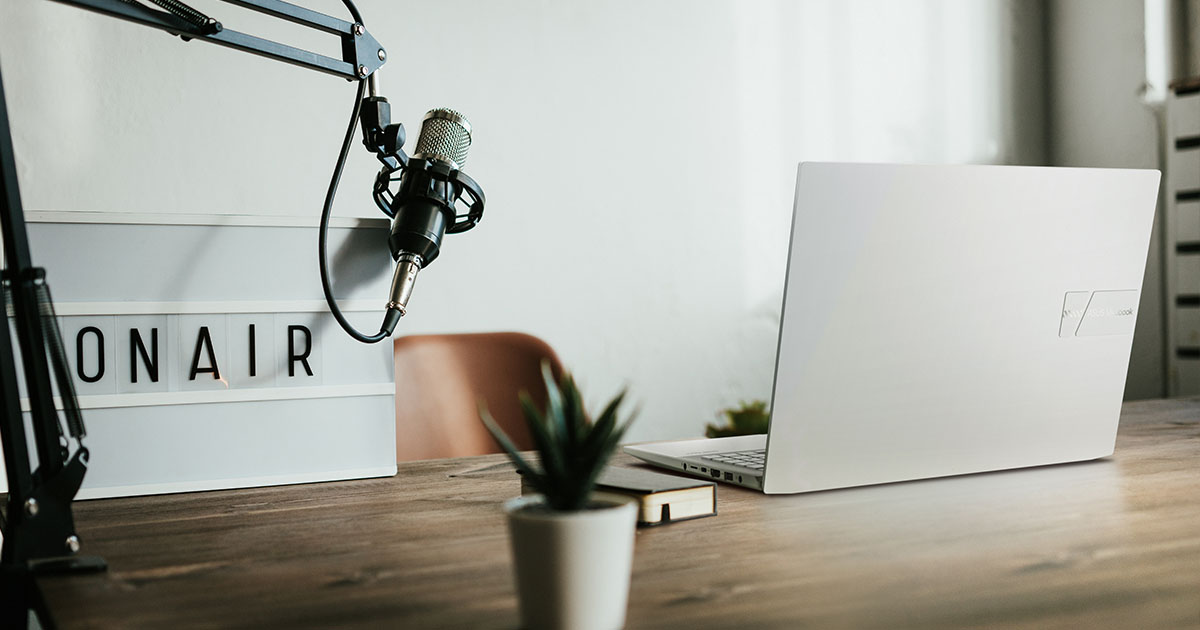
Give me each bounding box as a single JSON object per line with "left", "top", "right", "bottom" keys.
{"left": 626, "top": 162, "right": 1161, "bottom": 494}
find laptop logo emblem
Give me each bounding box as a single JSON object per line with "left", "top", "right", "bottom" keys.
{"left": 1059, "top": 290, "right": 1138, "bottom": 338}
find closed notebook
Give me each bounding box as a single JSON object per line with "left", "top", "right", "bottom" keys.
{"left": 521, "top": 466, "right": 716, "bottom": 526}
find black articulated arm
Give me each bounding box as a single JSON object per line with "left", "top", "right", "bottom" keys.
{"left": 47, "top": 0, "right": 386, "bottom": 81}
{"left": 1, "top": 0, "right": 395, "bottom": 626}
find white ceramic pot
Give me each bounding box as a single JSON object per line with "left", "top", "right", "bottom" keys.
{"left": 504, "top": 492, "right": 638, "bottom": 630}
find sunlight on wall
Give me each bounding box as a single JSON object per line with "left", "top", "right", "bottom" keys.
{"left": 733, "top": 1, "right": 1026, "bottom": 314}
{"left": 0, "top": 0, "right": 1047, "bottom": 441}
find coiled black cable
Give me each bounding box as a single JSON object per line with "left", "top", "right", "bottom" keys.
{"left": 314, "top": 0, "right": 401, "bottom": 344}
{"left": 339, "top": 0, "right": 364, "bottom": 27}
{"left": 318, "top": 79, "right": 398, "bottom": 344}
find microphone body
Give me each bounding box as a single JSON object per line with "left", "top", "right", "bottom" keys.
{"left": 385, "top": 108, "right": 475, "bottom": 316}
{"left": 387, "top": 165, "right": 456, "bottom": 265}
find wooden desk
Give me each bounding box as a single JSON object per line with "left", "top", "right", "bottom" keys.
{"left": 37, "top": 399, "right": 1200, "bottom": 629}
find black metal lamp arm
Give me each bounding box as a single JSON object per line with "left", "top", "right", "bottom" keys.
{"left": 47, "top": 0, "right": 387, "bottom": 81}
{"left": 1, "top": 1, "right": 392, "bottom": 625}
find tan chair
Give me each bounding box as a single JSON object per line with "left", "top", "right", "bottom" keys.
{"left": 393, "top": 332, "right": 564, "bottom": 462}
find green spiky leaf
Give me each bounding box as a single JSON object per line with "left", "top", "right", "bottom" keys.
{"left": 481, "top": 361, "right": 634, "bottom": 511}
{"left": 480, "top": 406, "right": 543, "bottom": 485}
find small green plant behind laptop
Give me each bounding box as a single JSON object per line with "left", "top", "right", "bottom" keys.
{"left": 481, "top": 362, "right": 635, "bottom": 511}
{"left": 705, "top": 400, "right": 770, "bottom": 438}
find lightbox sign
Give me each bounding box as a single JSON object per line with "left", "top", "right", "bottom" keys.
{"left": 11, "top": 212, "right": 398, "bottom": 499}
{"left": 61, "top": 314, "right": 324, "bottom": 395}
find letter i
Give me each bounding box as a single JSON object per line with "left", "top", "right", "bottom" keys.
{"left": 249, "top": 323, "right": 256, "bottom": 378}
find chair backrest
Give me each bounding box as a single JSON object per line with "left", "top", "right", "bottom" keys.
{"left": 393, "top": 332, "right": 564, "bottom": 462}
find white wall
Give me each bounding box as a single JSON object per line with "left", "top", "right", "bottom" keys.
{"left": 1, "top": 0, "right": 1048, "bottom": 441}
{"left": 1047, "top": 0, "right": 1164, "bottom": 400}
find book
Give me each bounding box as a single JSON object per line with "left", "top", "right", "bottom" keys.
{"left": 521, "top": 466, "right": 716, "bottom": 526}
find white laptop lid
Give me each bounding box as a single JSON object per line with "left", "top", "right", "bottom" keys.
{"left": 763, "top": 163, "right": 1160, "bottom": 494}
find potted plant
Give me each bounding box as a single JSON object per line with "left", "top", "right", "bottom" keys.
{"left": 482, "top": 363, "right": 637, "bottom": 630}
{"left": 705, "top": 399, "right": 770, "bottom": 437}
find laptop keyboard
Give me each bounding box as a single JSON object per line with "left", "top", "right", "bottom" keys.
{"left": 700, "top": 449, "right": 765, "bottom": 470}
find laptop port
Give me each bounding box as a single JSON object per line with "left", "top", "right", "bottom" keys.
{"left": 724, "top": 472, "right": 733, "bottom": 481}
{"left": 710, "top": 468, "right": 721, "bottom": 478}
{"left": 701, "top": 467, "right": 707, "bottom": 473}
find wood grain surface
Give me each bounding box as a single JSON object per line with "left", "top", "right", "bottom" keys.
{"left": 36, "top": 398, "right": 1200, "bottom": 629}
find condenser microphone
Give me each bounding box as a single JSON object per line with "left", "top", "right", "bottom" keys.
{"left": 385, "top": 108, "right": 476, "bottom": 319}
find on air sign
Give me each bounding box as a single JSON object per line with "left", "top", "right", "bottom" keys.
{"left": 60, "top": 313, "right": 324, "bottom": 395}
{"left": 17, "top": 211, "right": 397, "bottom": 499}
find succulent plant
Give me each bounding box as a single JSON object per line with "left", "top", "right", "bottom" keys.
{"left": 481, "top": 362, "right": 634, "bottom": 511}
{"left": 705, "top": 400, "right": 770, "bottom": 438}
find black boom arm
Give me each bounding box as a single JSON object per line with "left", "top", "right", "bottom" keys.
{"left": 0, "top": 0, "right": 388, "bottom": 626}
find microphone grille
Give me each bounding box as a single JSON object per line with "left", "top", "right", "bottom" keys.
{"left": 414, "top": 108, "right": 472, "bottom": 169}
